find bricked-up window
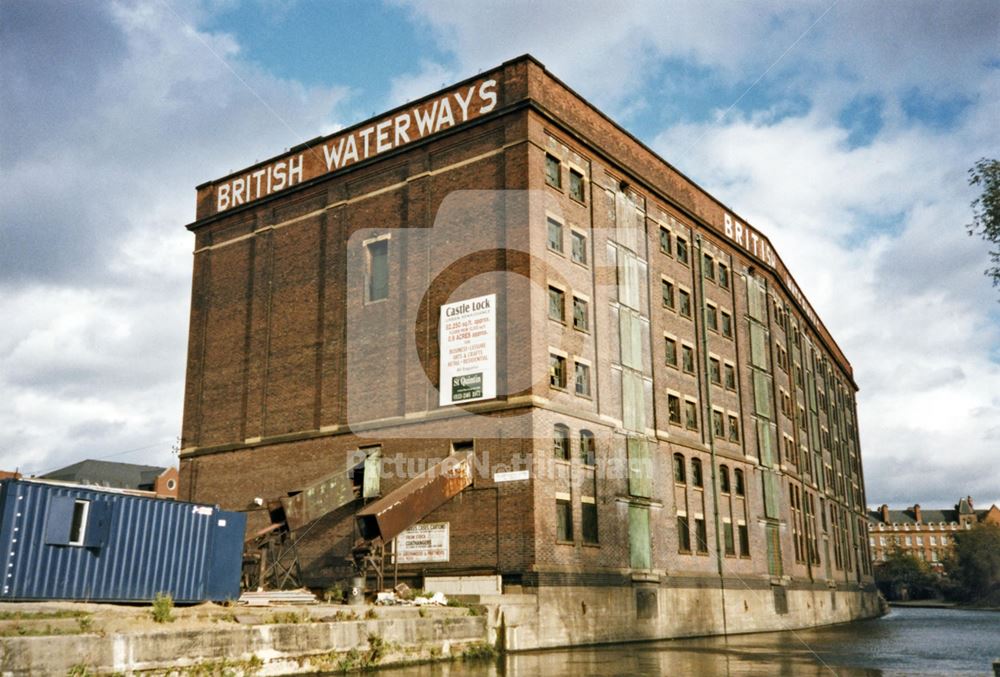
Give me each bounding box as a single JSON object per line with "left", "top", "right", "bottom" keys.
{"left": 706, "top": 304, "right": 718, "bottom": 332}
{"left": 549, "top": 354, "right": 567, "bottom": 389}
{"left": 703, "top": 253, "right": 715, "bottom": 281}
{"left": 547, "top": 217, "right": 563, "bottom": 253}
{"left": 724, "top": 522, "right": 736, "bottom": 556}
{"left": 575, "top": 362, "right": 591, "bottom": 397}
{"left": 659, "top": 227, "right": 672, "bottom": 254}
{"left": 679, "top": 289, "right": 692, "bottom": 318}
{"left": 668, "top": 394, "right": 682, "bottom": 425}
{"left": 710, "top": 357, "right": 721, "bottom": 384}
{"left": 685, "top": 400, "right": 699, "bottom": 431}
{"left": 734, "top": 468, "right": 745, "bottom": 496}
{"left": 571, "top": 230, "right": 588, "bottom": 265}
{"left": 545, "top": 154, "right": 561, "bottom": 188}
{"left": 682, "top": 345, "right": 695, "bottom": 374}
{"left": 569, "top": 169, "right": 585, "bottom": 202}
{"left": 581, "top": 499, "right": 598, "bottom": 544}
{"left": 738, "top": 522, "right": 750, "bottom": 557}
{"left": 719, "top": 465, "right": 731, "bottom": 493}
{"left": 721, "top": 311, "right": 733, "bottom": 338}
{"left": 676, "top": 237, "right": 689, "bottom": 264}
{"left": 580, "top": 430, "right": 596, "bottom": 465}
{"left": 553, "top": 423, "right": 570, "bottom": 460}
{"left": 548, "top": 286, "right": 565, "bottom": 322}
{"left": 728, "top": 415, "right": 741, "bottom": 442}
{"left": 662, "top": 279, "right": 675, "bottom": 308}
{"left": 365, "top": 239, "right": 389, "bottom": 302}
{"left": 695, "top": 517, "right": 709, "bottom": 553}
{"left": 573, "top": 297, "right": 589, "bottom": 331}
{"left": 677, "top": 516, "right": 692, "bottom": 552}
{"left": 724, "top": 363, "right": 736, "bottom": 390}
{"left": 556, "top": 499, "right": 573, "bottom": 541}
{"left": 712, "top": 410, "right": 725, "bottom": 438}
{"left": 690, "top": 458, "right": 703, "bottom": 488}
{"left": 673, "top": 453, "right": 686, "bottom": 483}
{"left": 719, "top": 263, "right": 730, "bottom": 289}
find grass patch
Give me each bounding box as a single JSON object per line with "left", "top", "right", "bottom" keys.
{"left": 151, "top": 592, "right": 174, "bottom": 624}
{"left": 0, "top": 610, "right": 88, "bottom": 621}
{"left": 461, "top": 641, "right": 498, "bottom": 661}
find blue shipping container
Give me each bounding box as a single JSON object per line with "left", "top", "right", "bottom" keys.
{"left": 0, "top": 479, "right": 246, "bottom": 603}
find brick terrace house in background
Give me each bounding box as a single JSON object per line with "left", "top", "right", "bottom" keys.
{"left": 41, "top": 459, "right": 179, "bottom": 499}
{"left": 178, "top": 55, "right": 879, "bottom": 645}
{"left": 867, "top": 497, "right": 1000, "bottom": 569}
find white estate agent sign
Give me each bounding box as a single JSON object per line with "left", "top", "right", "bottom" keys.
{"left": 439, "top": 293, "right": 497, "bottom": 406}
{"left": 395, "top": 522, "right": 450, "bottom": 563}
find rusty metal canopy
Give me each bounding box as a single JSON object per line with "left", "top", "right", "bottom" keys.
{"left": 355, "top": 452, "right": 473, "bottom": 544}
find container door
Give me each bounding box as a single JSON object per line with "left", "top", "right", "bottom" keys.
{"left": 203, "top": 511, "right": 247, "bottom": 602}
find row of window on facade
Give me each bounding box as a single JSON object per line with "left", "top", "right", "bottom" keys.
{"left": 545, "top": 153, "right": 587, "bottom": 203}
{"left": 660, "top": 278, "right": 734, "bottom": 340}
{"left": 657, "top": 225, "right": 731, "bottom": 291}
{"left": 664, "top": 337, "right": 738, "bottom": 389}
{"left": 873, "top": 521, "right": 965, "bottom": 531}
{"left": 549, "top": 352, "right": 591, "bottom": 398}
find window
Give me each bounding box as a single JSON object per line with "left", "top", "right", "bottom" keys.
{"left": 676, "top": 237, "right": 689, "bottom": 264}
{"left": 548, "top": 286, "right": 565, "bottom": 322}
{"left": 365, "top": 239, "right": 389, "bottom": 302}
{"left": 695, "top": 518, "right": 708, "bottom": 553}
{"left": 665, "top": 337, "right": 678, "bottom": 367}
{"left": 710, "top": 357, "right": 721, "bottom": 384}
{"left": 734, "top": 469, "right": 745, "bottom": 496}
{"left": 679, "top": 289, "right": 692, "bottom": 317}
{"left": 677, "top": 516, "right": 692, "bottom": 552}
{"left": 724, "top": 363, "right": 737, "bottom": 390}
{"left": 668, "top": 394, "right": 682, "bottom": 425}
{"left": 712, "top": 410, "right": 725, "bottom": 438}
{"left": 720, "top": 466, "right": 731, "bottom": 493}
{"left": 570, "top": 230, "right": 588, "bottom": 265}
{"left": 581, "top": 500, "right": 598, "bottom": 544}
{"left": 580, "top": 430, "right": 596, "bottom": 465}
{"left": 706, "top": 304, "right": 718, "bottom": 332}
{"left": 685, "top": 400, "right": 699, "bottom": 431}
{"left": 719, "top": 263, "right": 730, "bottom": 289}
{"left": 569, "top": 168, "right": 585, "bottom": 202}
{"left": 545, "top": 154, "right": 561, "bottom": 188}
{"left": 738, "top": 523, "right": 750, "bottom": 557}
{"left": 659, "top": 227, "right": 672, "bottom": 254}
{"left": 575, "top": 362, "right": 591, "bottom": 397}
{"left": 553, "top": 424, "right": 570, "bottom": 460}
{"left": 691, "top": 458, "right": 704, "bottom": 488}
{"left": 721, "top": 311, "right": 733, "bottom": 338}
{"left": 724, "top": 522, "right": 736, "bottom": 556}
{"left": 673, "top": 453, "right": 686, "bottom": 483}
{"left": 573, "top": 297, "right": 589, "bottom": 331}
{"left": 662, "top": 279, "right": 675, "bottom": 309}
{"left": 547, "top": 217, "right": 563, "bottom": 253}
{"left": 703, "top": 253, "right": 715, "bottom": 280}
{"left": 549, "top": 353, "right": 567, "bottom": 389}
{"left": 728, "top": 415, "right": 741, "bottom": 443}
{"left": 682, "top": 345, "right": 695, "bottom": 374}
{"left": 68, "top": 500, "right": 90, "bottom": 546}
{"left": 556, "top": 499, "right": 573, "bottom": 540}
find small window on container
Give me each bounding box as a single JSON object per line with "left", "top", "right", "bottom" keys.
{"left": 68, "top": 500, "right": 90, "bottom": 546}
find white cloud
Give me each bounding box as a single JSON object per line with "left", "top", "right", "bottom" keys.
{"left": 0, "top": 0, "right": 349, "bottom": 475}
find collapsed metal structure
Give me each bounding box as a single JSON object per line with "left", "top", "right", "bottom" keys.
{"left": 243, "top": 452, "right": 474, "bottom": 592}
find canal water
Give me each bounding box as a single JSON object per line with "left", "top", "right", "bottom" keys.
{"left": 380, "top": 606, "right": 1000, "bottom": 676}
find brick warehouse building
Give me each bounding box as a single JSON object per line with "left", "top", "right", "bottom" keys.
{"left": 179, "top": 55, "right": 879, "bottom": 645}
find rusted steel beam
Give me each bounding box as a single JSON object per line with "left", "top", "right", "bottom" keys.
{"left": 355, "top": 452, "right": 473, "bottom": 544}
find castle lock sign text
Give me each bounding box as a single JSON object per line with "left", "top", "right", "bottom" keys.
{"left": 208, "top": 78, "right": 498, "bottom": 214}
{"left": 439, "top": 294, "right": 497, "bottom": 407}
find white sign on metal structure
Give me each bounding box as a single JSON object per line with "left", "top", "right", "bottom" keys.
{"left": 395, "top": 522, "right": 450, "bottom": 563}
{"left": 439, "top": 294, "right": 497, "bottom": 406}
{"left": 493, "top": 470, "right": 530, "bottom": 483}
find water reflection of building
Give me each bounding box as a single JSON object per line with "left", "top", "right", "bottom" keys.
{"left": 866, "top": 497, "right": 1000, "bottom": 568}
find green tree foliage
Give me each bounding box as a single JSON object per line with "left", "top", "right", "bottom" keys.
{"left": 967, "top": 157, "right": 1000, "bottom": 288}
{"left": 946, "top": 524, "right": 1000, "bottom": 606}
{"left": 873, "top": 548, "right": 940, "bottom": 600}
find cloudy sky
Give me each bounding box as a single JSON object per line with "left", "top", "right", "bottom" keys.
{"left": 1, "top": 0, "right": 997, "bottom": 508}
